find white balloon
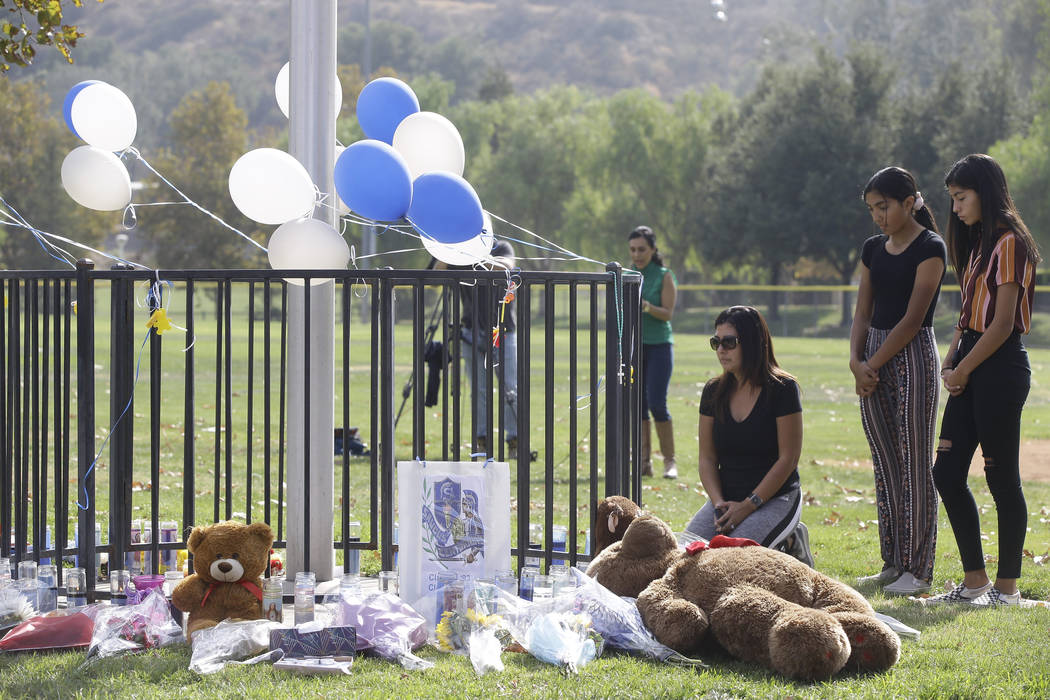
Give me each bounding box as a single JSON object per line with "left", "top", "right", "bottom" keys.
{"left": 420, "top": 210, "right": 495, "bottom": 266}
{"left": 275, "top": 61, "right": 342, "bottom": 120}
{"left": 334, "top": 144, "right": 350, "bottom": 215}
{"left": 69, "top": 82, "right": 137, "bottom": 151}
{"left": 229, "top": 148, "right": 316, "bottom": 225}
{"left": 267, "top": 217, "right": 350, "bottom": 285}
{"left": 392, "top": 111, "right": 465, "bottom": 181}
{"left": 60, "top": 146, "right": 133, "bottom": 211}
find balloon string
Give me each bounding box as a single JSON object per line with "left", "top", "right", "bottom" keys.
{"left": 122, "top": 148, "right": 268, "bottom": 253}
{"left": 1, "top": 195, "right": 81, "bottom": 269}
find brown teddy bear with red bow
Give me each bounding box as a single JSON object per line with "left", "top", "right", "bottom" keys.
{"left": 171, "top": 521, "right": 274, "bottom": 640}
{"left": 586, "top": 499, "right": 900, "bottom": 681}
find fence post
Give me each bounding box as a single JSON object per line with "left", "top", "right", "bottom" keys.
{"left": 109, "top": 263, "right": 135, "bottom": 579}
{"left": 604, "top": 263, "right": 626, "bottom": 496}
{"left": 75, "top": 259, "right": 97, "bottom": 596}
{"left": 379, "top": 277, "right": 395, "bottom": 572}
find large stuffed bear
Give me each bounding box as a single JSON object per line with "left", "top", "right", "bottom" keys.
{"left": 172, "top": 520, "right": 274, "bottom": 640}
{"left": 587, "top": 503, "right": 900, "bottom": 681}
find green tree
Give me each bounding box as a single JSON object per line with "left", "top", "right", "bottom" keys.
{"left": 991, "top": 0, "right": 1050, "bottom": 253}
{"left": 707, "top": 46, "right": 893, "bottom": 321}
{"left": 562, "top": 87, "right": 735, "bottom": 275}
{"left": 453, "top": 87, "right": 594, "bottom": 271}
{"left": 138, "top": 81, "right": 264, "bottom": 269}
{"left": 0, "top": 76, "right": 110, "bottom": 268}
{"left": 0, "top": 0, "right": 102, "bottom": 71}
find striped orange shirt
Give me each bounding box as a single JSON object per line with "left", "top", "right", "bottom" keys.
{"left": 958, "top": 231, "right": 1036, "bottom": 334}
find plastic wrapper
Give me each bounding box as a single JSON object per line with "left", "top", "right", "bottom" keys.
{"left": 473, "top": 570, "right": 703, "bottom": 669}
{"left": 188, "top": 619, "right": 283, "bottom": 675}
{"left": 0, "top": 611, "right": 95, "bottom": 652}
{"left": 339, "top": 592, "right": 432, "bottom": 670}
{"left": 434, "top": 607, "right": 508, "bottom": 675}
{"left": 273, "top": 656, "right": 354, "bottom": 675}
{"left": 83, "top": 589, "right": 184, "bottom": 663}
{"left": 525, "top": 611, "right": 598, "bottom": 673}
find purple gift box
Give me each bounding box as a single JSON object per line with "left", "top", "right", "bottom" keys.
{"left": 269, "top": 626, "right": 357, "bottom": 658}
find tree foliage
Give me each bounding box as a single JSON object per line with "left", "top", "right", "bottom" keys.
{"left": 138, "top": 81, "right": 264, "bottom": 269}
{"left": 0, "top": 76, "right": 109, "bottom": 268}
{"left": 0, "top": 0, "right": 102, "bottom": 72}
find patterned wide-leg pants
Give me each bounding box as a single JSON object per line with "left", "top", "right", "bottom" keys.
{"left": 859, "top": 326, "right": 939, "bottom": 582}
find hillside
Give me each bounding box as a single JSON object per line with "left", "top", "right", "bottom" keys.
{"left": 12, "top": 0, "right": 1040, "bottom": 148}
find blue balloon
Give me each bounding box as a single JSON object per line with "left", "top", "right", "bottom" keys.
{"left": 356, "top": 78, "right": 419, "bottom": 144}
{"left": 408, "top": 172, "right": 484, "bottom": 245}
{"left": 63, "top": 80, "right": 103, "bottom": 140}
{"left": 333, "top": 139, "right": 413, "bottom": 222}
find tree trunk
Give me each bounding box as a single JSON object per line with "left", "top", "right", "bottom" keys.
{"left": 768, "top": 263, "right": 782, "bottom": 321}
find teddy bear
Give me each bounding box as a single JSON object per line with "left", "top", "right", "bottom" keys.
{"left": 587, "top": 505, "right": 900, "bottom": 681}
{"left": 592, "top": 495, "right": 643, "bottom": 556}
{"left": 171, "top": 520, "right": 275, "bottom": 640}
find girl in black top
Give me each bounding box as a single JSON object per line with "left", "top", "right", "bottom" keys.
{"left": 850, "top": 166, "right": 946, "bottom": 595}
{"left": 685, "top": 306, "right": 811, "bottom": 565}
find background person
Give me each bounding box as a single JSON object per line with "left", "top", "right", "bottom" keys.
{"left": 926, "top": 154, "right": 1040, "bottom": 606}
{"left": 436, "top": 238, "right": 519, "bottom": 459}
{"left": 850, "top": 166, "right": 946, "bottom": 596}
{"left": 684, "top": 305, "right": 813, "bottom": 566}
{"left": 628, "top": 225, "right": 678, "bottom": 478}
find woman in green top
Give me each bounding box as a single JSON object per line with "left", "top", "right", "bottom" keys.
{"left": 629, "top": 226, "right": 679, "bottom": 478}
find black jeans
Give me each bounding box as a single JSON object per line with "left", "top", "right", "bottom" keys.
{"left": 933, "top": 330, "right": 1030, "bottom": 578}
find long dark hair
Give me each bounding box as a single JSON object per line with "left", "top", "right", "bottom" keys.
{"left": 944, "top": 153, "right": 1041, "bottom": 281}
{"left": 709, "top": 305, "right": 795, "bottom": 423}
{"left": 862, "top": 166, "right": 939, "bottom": 234}
{"left": 628, "top": 225, "right": 664, "bottom": 267}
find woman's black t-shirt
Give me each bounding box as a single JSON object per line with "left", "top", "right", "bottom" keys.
{"left": 699, "top": 376, "right": 802, "bottom": 502}
{"left": 861, "top": 230, "right": 947, "bottom": 330}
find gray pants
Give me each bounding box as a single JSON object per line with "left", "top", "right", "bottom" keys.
{"left": 684, "top": 488, "right": 802, "bottom": 548}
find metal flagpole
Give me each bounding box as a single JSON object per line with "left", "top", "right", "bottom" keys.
{"left": 286, "top": 0, "right": 337, "bottom": 582}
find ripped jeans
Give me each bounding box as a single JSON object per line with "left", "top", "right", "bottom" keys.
{"left": 933, "top": 330, "right": 1030, "bottom": 578}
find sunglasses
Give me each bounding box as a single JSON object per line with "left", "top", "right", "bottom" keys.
{"left": 710, "top": 335, "right": 739, "bottom": 351}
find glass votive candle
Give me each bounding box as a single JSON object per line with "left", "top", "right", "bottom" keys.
{"left": 294, "top": 571, "right": 316, "bottom": 625}
{"left": 110, "top": 569, "right": 131, "bottom": 605}
{"left": 495, "top": 569, "right": 518, "bottom": 596}
{"left": 0, "top": 557, "right": 11, "bottom": 580}
{"left": 378, "top": 570, "right": 398, "bottom": 596}
{"left": 532, "top": 574, "right": 553, "bottom": 601}
{"left": 66, "top": 567, "right": 88, "bottom": 607}
{"left": 519, "top": 566, "right": 539, "bottom": 601}
{"left": 17, "top": 560, "right": 38, "bottom": 581}
{"left": 36, "top": 564, "right": 58, "bottom": 612}
{"left": 340, "top": 572, "right": 362, "bottom": 600}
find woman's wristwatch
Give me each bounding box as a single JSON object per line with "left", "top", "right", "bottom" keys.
{"left": 747, "top": 492, "right": 763, "bottom": 508}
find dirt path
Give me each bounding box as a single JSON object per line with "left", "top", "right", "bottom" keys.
{"left": 1018, "top": 440, "right": 1050, "bottom": 482}
{"left": 844, "top": 440, "right": 1050, "bottom": 481}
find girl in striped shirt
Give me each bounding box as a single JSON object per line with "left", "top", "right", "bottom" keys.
{"left": 927, "top": 154, "right": 1041, "bottom": 606}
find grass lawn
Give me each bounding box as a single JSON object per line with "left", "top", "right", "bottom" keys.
{"left": 3, "top": 317, "right": 1050, "bottom": 698}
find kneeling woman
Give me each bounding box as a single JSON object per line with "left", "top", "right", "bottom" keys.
{"left": 685, "top": 305, "right": 812, "bottom": 565}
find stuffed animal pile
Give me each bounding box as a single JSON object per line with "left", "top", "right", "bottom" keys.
{"left": 586, "top": 499, "right": 900, "bottom": 680}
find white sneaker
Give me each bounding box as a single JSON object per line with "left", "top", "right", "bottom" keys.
{"left": 916, "top": 581, "right": 993, "bottom": 605}
{"left": 856, "top": 566, "right": 899, "bottom": 586}
{"left": 883, "top": 572, "right": 931, "bottom": 596}
{"left": 969, "top": 587, "right": 1022, "bottom": 607}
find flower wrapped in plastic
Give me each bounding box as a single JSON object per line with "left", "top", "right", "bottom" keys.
{"left": 0, "top": 586, "right": 35, "bottom": 632}
{"left": 473, "top": 570, "right": 703, "bottom": 668}
{"left": 83, "top": 589, "right": 184, "bottom": 663}
{"left": 435, "top": 607, "right": 509, "bottom": 675}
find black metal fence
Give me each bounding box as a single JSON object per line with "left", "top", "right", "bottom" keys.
{"left": 1, "top": 261, "right": 641, "bottom": 599}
